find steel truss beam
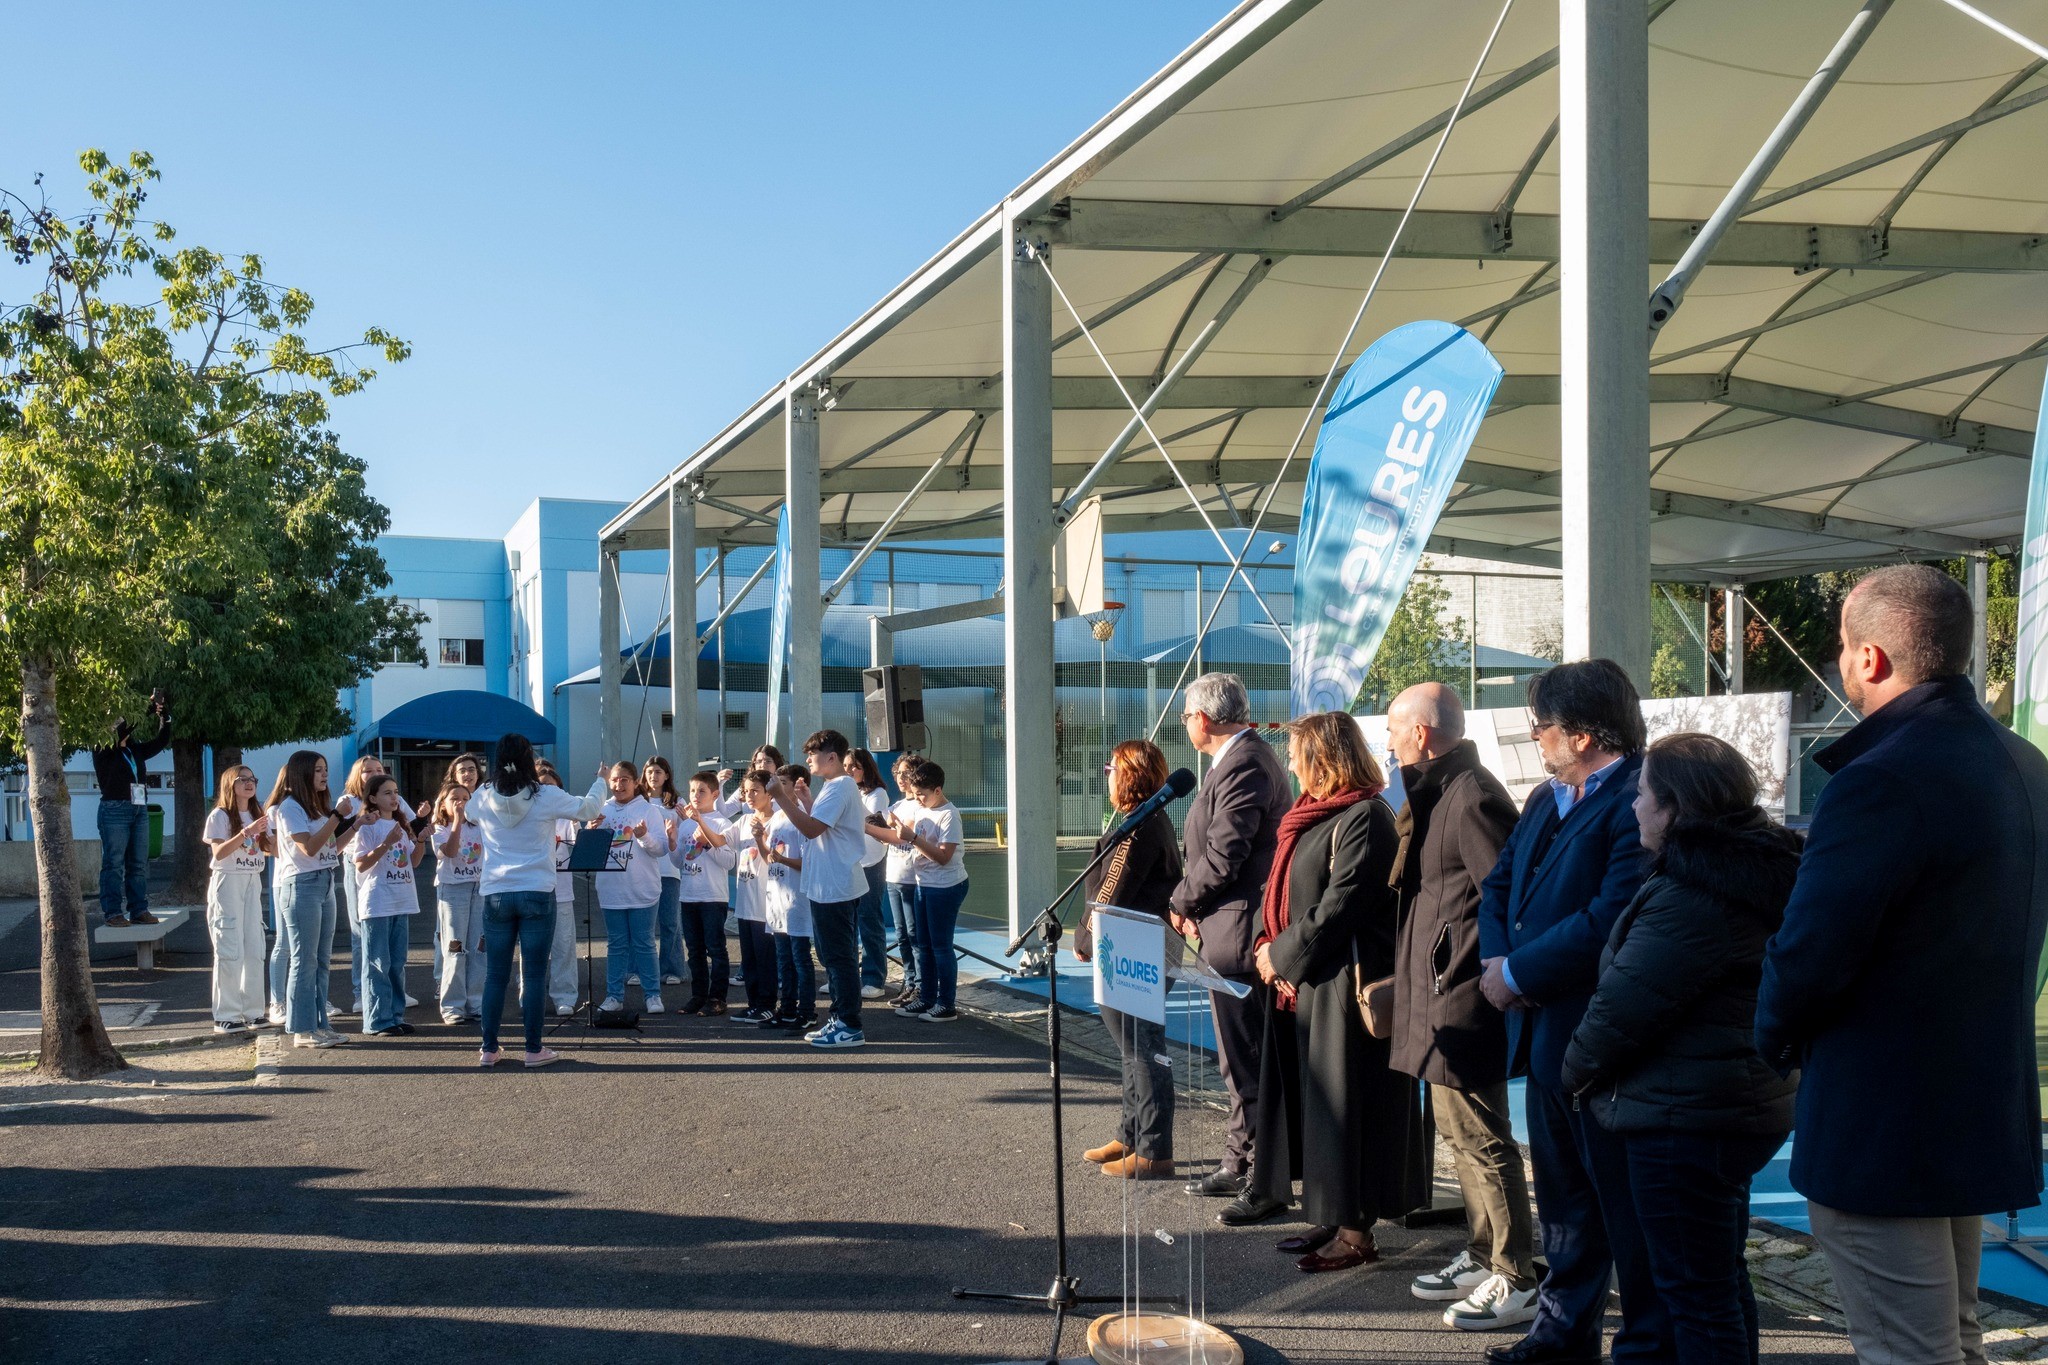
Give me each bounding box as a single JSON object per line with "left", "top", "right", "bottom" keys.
{"left": 1040, "top": 198, "right": 2048, "bottom": 272}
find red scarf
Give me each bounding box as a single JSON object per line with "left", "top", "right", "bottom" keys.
{"left": 1258, "top": 786, "right": 1377, "bottom": 1008}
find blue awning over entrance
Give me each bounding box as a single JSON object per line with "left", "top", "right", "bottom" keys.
{"left": 359, "top": 690, "right": 557, "bottom": 747}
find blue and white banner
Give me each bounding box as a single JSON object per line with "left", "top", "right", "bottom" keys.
{"left": 1091, "top": 903, "right": 1167, "bottom": 1025}
{"left": 764, "top": 506, "right": 791, "bottom": 749}
{"left": 1291, "top": 320, "right": 1503, "bottom": 716}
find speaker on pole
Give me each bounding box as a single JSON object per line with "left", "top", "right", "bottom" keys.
{"left": 862, "top": 664, "right": 927, "bottom": 751}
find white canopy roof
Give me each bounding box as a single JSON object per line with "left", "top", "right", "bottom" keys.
{"left": 606, "top": 0, "right": 2046, "bottom": 584}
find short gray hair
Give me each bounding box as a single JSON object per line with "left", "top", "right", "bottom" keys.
{"left": 1844, "top": 563, "right": 1973, "bottom": 685}
{"left": 1186, "top": 672, "right": 1250, "bottom": 726}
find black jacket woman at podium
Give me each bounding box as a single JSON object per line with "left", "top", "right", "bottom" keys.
{"left": 1250, "top": 712, "right": 1424, "bottom": 1271}
{"left": 1077, "top": 739, "right": 1185, "bottom": 1181}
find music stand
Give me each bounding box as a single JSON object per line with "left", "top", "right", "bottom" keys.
{"left": 547, "top": 828, "right": 642, "bottom": 1042}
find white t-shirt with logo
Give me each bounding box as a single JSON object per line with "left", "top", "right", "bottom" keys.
{"left": 800, "top": 775, "right": 870, "bottom": 905}
{"left": 762, "top": 809, "right": 810, "bottom": 938}
{"left": 883, "top": 797, "right": 921, "bottom": 885}
{"left": 204, "top": 807, "right": 268, "bottom": 880}
{"left": 669, "top": 811, "right": 737, "bottom": 903}
{"left": 273, "top": 796, "right": 342, "bottom": 877}
{"left": 553, "top": 818, "right": 578, "bottom": 904}
{"left": 351, "top": 818, "right": 421, "bottom": 918}
{"left": 652, "top": 803, "right": 683, "bottom": 881}
{"left": 434, "top": 818, "right": 483, "bottom": 890}
{"left": 910, "top": 802, "right": 968, "bottom": 889}
{"left": 595, "top": 796, "right": 668, "bottom": 910}
{"left": 730, "top": 810, "right": 771, "bottom": 924}
{"left": 860, "top": 786, "right": 890, "bottom": 867}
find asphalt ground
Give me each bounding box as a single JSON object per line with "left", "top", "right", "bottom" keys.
{"left": 2, "top": 980, "right": 1857, "bottom": 1365}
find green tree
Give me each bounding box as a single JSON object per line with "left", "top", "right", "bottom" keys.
{"left": 0, "top": 152, "right": 405, "bottom": 1077}
{"left": 158, "top": 409, "right": 425, "bottom": 903}
{"left": 1357, "top": 575, "right": 1467, "bottom": 714}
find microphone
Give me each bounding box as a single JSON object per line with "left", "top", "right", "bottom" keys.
{"left": 1107, "top": 768, "right": 1197, "bottom": 841}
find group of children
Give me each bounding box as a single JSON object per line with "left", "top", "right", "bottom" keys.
{"left": 199, "top": 727, "right": 970, "bottom": 1054}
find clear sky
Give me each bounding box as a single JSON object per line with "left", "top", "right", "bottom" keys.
{"left": 9, "top": 2, "right": 1220, "bottom": 536}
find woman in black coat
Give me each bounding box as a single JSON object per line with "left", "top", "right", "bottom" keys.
{"left": 1561, "top": 731, "right": 1801, "bottom": 1365}
{"left": 1077, "top": 739, "right": 1185, "bottom": 1179}
{"left": 1248, "top": 712, "right": 1425, "bottom": 1271}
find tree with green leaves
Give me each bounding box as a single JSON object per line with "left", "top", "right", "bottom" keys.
{"left": 0, "top": 151, "right": 405, "bottom": 1078}
{"left": 1357, "top": 575, "right": 1468, "bottom": 714}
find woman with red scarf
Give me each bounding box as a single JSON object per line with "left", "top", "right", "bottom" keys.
{"left": 1248, "top": 711, "right": 1426, "bottom": 1271}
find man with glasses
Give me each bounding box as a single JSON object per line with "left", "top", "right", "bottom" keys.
{"left": 1475, "top": 660, "right": 1666, "bottom": 1365}
{"left": 1168, "top": 672, "right": 1291, "bottom": 1223}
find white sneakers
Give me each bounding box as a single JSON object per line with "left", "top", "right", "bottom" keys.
{"left": 859, "top": 984, "right": 886, "bottom": 1000}
{"left": 1411, "top": 1250, "right": 1487, "bottom": 1301}
{"left": 1442, "top": 1273, "right": 1539, "bottom": 1332}
{"left": 643, "top": 995, "right": 666, "bottom": 1015}
{"left": 599, "top": 997, "right": 626, "bottom": 1012}
{"left": 663, "top": 974, "right": 683, "bottom": 985}
{"left": 294, "top": 1032, "right": 338, "bottom": 1049}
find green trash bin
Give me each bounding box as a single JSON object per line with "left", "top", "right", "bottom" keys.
{"left": 147, "top": 804, "right": 164, "bottom": 859}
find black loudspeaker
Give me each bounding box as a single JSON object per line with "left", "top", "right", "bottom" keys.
{"left": 862, "top": 664, "right": 927, "bottom": 751}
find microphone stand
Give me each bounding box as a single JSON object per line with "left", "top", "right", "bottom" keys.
{"left": 954, "top": 815, "right": 1182, "bottom": 1363}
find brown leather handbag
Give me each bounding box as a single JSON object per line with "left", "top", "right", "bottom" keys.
{"left": 1355, "top": 940, "right": 1396, "bottom": 1039}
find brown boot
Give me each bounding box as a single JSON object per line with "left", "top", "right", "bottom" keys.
{"left": 1083, "top": 1139, "right": 1129, "bottom": 1165}
{"left": 1101, "top": 1154, "right": 1174, "bottom": 1180}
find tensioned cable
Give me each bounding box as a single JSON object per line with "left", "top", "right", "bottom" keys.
{"left": 1145, "top": 0, "right": 1519, "bottom": 740}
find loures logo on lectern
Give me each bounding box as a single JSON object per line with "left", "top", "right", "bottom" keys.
{"left": 1102, "top": 936, "right": 1160, "bottom": 989}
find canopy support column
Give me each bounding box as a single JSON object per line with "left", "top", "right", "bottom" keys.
{"left": 1724, "top": 586, "right": 1745, "bottom": 694}
{"left": 1559, "top": 0, "right": 1651, "bottom": 686}
{"left": 787, "top": 388, "right": 824, "bottom": 748}
{"left": 599, "top": 542, "right": 623, "bottom": 762}
{"left": 1970, "top": 552, "right": 1989, "bottom": 699}
{"left": 1004, "top": 219, "right": 1058, "bottom": 945}
{"left": 669, "top": 482, "right": 700, "bottom": 771}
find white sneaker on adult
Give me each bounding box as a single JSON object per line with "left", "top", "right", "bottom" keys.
{"left": 626, "top": 974, "right": 641, "bottom": 986}
{"left": 599, "top": 997, "right": 626, "bottom": 1013}
{"left": 294, "top": 1032, "right": 338, "bottom": 1049}
{"left": 267, "top": 1007, "right": 287, "bottom": 1026}
{"left": 1443, "top": 1274, "right": 1539, "bottom": 1332}
{"left": 1411, "top": 1249, "right": 1488, "bottom": 1301}
{"left": 663, "top": 974, "right": 683, "bottom": 985}
{"left": 405, "top": 994, "right": 419, "bottom": 1008}
{"left": 643, "top": 995, "right": 666, "bottom": 1015}
{"left": 859, "top": 984, "right": 886, "bottom": 1000}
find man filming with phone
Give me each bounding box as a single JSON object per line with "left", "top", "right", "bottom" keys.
{"left": 92, "top": 688, "right": 170, "bottom": 927}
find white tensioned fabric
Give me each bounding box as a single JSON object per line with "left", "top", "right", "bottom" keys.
{"left": 606, "top": 0, "right": 2047, "bottom": 585}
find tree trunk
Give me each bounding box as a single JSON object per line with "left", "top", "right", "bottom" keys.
{"left": 170, "top": 737, "right": 209, "bottom": 904}
{"left": 216, "top": 745, "right": 243, "bottom": 772}
{"left": 26, "top": 652, "right": 126, "bottom": 1078}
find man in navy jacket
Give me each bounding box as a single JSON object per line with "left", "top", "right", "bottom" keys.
{"left": 1476, "top": 659, "right": 1664, "bottom": 1364}
{"left": 1758, "top": 564, "right": 2048, "bottom": 1364}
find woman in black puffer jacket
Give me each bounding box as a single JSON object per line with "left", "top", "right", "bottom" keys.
{"left": 1561, "top": 731, "right": 1801, "bottom": 1365}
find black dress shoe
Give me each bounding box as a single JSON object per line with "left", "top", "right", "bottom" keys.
{"left": 678, "top": 997, "right": 706, "bottom": 1016}
{"left": 1483, "top": 1338, "right": 1599, "bottom": 1365}
{"left": 1275, "top": 1225, "right": 1337, "bottom": 1255}
{"left": 1185, "top": 1169, "right": 1246, "bottom": 1198}
{"left": 1216, "top": 1191, "right": 1289, "bottom": 1226}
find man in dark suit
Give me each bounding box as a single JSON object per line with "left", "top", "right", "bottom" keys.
{"left": 1169, "top": 671, "right": 1291, "bottom": 1222}
{"left": 1476, "top": 659, "right": 1666, "bottom": 1365}
{"left": 1758, "top": 564, "right": 2048, "bottom": 1364}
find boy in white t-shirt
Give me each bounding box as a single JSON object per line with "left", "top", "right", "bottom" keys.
{"left": 726, "top": 770, "right": 780, "bottom": 1023}
{"left": 351, "top": 774, "right": 428, "bottom": 1036}
{"left": 758, "top": 766, "right": 815, "bottom": 1032}
{"left": 893, "top": 757, "right": 966, "bottom": 1023}
{"left": 670, "top": 770, "right": 739, "bottom": 1016}
{"left": 765, "top": 730, "right": 872, "bottom": 1049}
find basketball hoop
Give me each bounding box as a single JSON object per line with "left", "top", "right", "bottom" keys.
{"left": 1085, "top": 600, "right": 1126, "bottom": 644}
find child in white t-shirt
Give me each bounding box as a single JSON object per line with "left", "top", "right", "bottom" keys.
{"left": 878, "top": 753, "right": 925, "bottom": 1009}
{"left": 595, "top": 761, "right": 669, "bottom": 1013}
{"left": 727, "top": 771, "right": 780, "bottom": 1022}
{"left": 670, "top": 770, "right": 739, "bottom": 1015}
{"left": 432, "top": 783, "right": 486, "bottom": 1025}
{"left": 894, "top": 757, "right": 966, "bottom": 1022}
{"left": 203, "top": 765, "right": 274, "bottom": 1031}
{"left": 758, "top": 767, "right": 815, "bottom": 1030}
{"left": 351, "top": 774, "right": 427, "bottom": 1035}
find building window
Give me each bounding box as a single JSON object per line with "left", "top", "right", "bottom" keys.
{"left": 439, "top": 638, "right": 485, "bottom": 667}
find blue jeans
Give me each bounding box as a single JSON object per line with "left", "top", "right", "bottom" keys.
{"left": 912, "top": 880, "right": 968, "bottom": 1010}
{"left": 96, "top": 800, "right": 149, "bottom": 921}
{"left": 773, "top": 931, "right": 815, "bottom": 1020}
{"left": 362, "top": 914, "right": 412, "bottom": 1032}
{"left": 809, "top": 897, "right": 863, "bottom": 1030}
{"left": 483, "top": 891, "right": 556, "bottom": 1055}
{"left": 279, "top": 869, "right": 336, "bottom": 1034}
{"left": 858, "top": 862, "right": 888, "bottom": 989}
{"left": 1624, "top": 1128, "right": 1784, "bottom": 1365}
{"left": 603, "top": 904, "right": 659, "bottom": 1003}
{"left": 679, "top": 901, "right": 730, "bottom": 1005}
{"left": 655, "top": 877, "right": 684, "bottom": 982}
{"left": 886, "top": 881, "right": 920, "bottom": 997}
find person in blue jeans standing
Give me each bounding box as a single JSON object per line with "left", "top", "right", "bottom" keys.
{"left": 893, "top": 758, "right": 967, "bottom": 1024}
{"left": 90, "top": 691, "right": 170, "bottom": 927}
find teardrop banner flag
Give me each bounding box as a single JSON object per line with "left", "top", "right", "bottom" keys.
{"left": 764, "top": 505, "right": 791, "bottom": 749}
{"left": 2008, "top": 368, "right": 2048, "bottom": 993}
{"left": 1291, "top": 320, "right": 1504, "bottom": 716}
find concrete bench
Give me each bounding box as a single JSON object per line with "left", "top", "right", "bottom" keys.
{"left": 92, "top": 907, "right": 193, "bottom": 969}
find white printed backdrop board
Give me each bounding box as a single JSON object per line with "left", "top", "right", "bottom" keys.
{"left": 1354, "top": 692, "right": 1792, "bottom": 819}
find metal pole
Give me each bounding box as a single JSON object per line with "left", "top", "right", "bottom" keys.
{"left": 1560, "top": 0, "right": 1652, "bottom": 686}
{"left": 697, "top": 552, "right": 776, "bottom": 646}
{"left": 1468, "top": 575, "right": 1479, "bottom": 706}
{"left": 787, "top": 388, "right": 824, "bottom": 747}
{"left": 668, "top": 483, "right": 699, "bottom": 769}
{"left": 823, "top": 416, "right": 984, "bottom": 605}
{"left": 716, "top": 547, "right": 728, "bottom": 762}
{"left": 1970, "top": 554, "right": 1989, "bottom": 699}
{"left": 1648, "top": 0, "right": 1893, "bottom": 334}
{"left": 1725, "top": 585, "right": 1746, "bottom": 694}
{"left": 599, "top": 544, "right": 623, "bottom": 762}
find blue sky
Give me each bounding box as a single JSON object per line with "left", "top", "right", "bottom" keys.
{"left": 9, "top": 2, "right": 1219, "bottom": 536}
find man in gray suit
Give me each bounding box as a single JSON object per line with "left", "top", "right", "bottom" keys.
{"left": 1170, "top": 672, "right": 1292, "bottom": 1222}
